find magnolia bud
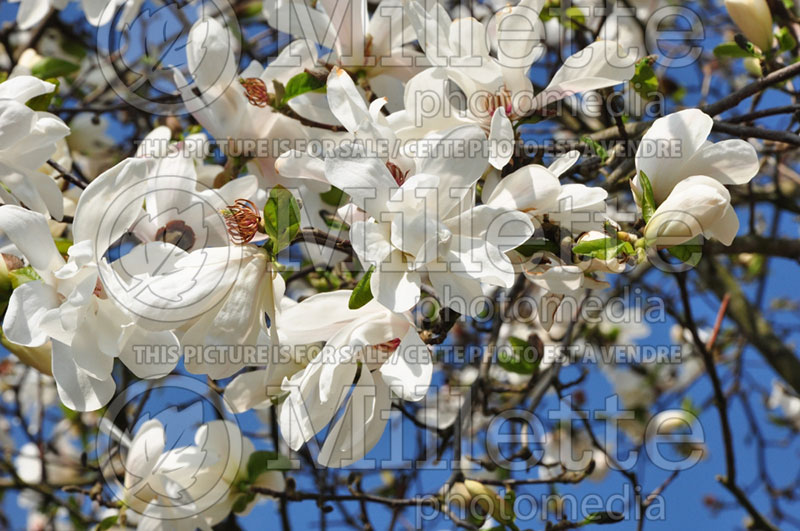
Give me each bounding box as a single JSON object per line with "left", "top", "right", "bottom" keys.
{"left": 0, "top": 255, "right": 52, "bottom": 375}
{"left": 743, "top": 57, "right": 764, "bottom": 77}
{"left": 644, "top": 176, "right": 738, "bottom": 248}
{"left": 724, "top": 0, "right": 774, "bottom": 52}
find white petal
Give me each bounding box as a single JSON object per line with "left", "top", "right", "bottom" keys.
{"left": 634, "top": 109, "right": 713, "bottom": 203}
{"left": 15, "top": 0, "right": 52, "bottom": 30}
{"left": 324, "top": 149, "right": 397, "bottom": 218}
{"left": 533, "top": 40, "right": 636, "bottom": 109}
{"left": 124, "top": 419, "right": 166, "bottom": 490}
{"left": 317, "top": 368, "right": 391, "bottom": 467}
{"left": 0, "top": 100, "right": 36, "bottom": 151}
{"left": 488, "top": 108, "right": 515, "bottom": 170}
{"left": 327, "top": 67, "right": 370, "bottom": 132}
{"left": 51, "top": 341, "right": 116, "bottom": 411}
{"left": 350, "top": 220, "right": 392, "bottom": 266}
{"left": 0, "top": 76, "right": 56, "bottom": 103}
{"left": 372, "top": 262, "right": 421, "bottom": 313}
{"left": 3, "top": 282, "right": 60, "bottom": 347}
{"left": 0, "top": 204, "right": 64, "bottom": 278}
{"left": 485, "top": 164, "right": 560, "bottom": 213}
{"left": 73, "top": 157, "right": 150, "bottom": 246}
{"left": 682, "top": 139, "right": 760, "bottom": 187}
{"left": 379, "top": 327, "right": 431, "bottom": 402}
{"left": 708, "top": 203, "right": 740, "bottom": 246}
{"left": 185, "top": 18, "right": 239, "bottom": 100}
{"left": 118, "top": 328, "right": 180, "bottom": 379}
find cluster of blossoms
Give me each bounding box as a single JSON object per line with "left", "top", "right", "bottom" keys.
{"left": 0, "top": 0, "right": 771, "bottom": 527}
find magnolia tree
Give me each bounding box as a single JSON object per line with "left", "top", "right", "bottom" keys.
{"left": 1, "top": 0, "right": 800, "bottom": 529}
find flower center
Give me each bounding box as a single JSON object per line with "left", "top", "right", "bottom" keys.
{"left": 375, "top": 338, "right": 402, "bottom": 352}
{"left": 386, "top": 162, "right": 409, "bottom": 186}
{"left": 240, "top": 78, "right": 270, "bottom": 107}
{"left": 221, "top": 199, "right": 261, "bottom": 244}
{"left": 155, "top": 219, "right": 196, "bottom": 251}
{"left": 483, "top": 87, "right": 513, "bottom": 118}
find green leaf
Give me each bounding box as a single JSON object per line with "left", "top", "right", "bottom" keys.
{"left": 272, "top": 79, "right": 286, "bottom": 107}
{"left": 26, "top": 78, "right": 59, "bottom": 111}
{"left": 515, "top": 238, "right": 560, "bottom": 257}
{"left": 630, "top": 57, "right": 659, "bottom": 100}
{"left": 232, "top": 492, "right": 256, "bottom": 513}
{"left": 777, "top": 27, "right": 797, "bottom": 53}
{"left": 681, "top": 396, "right": 701, "bottom": 418}
{"left": 31, "top": 57, "right": 79, "bottom": 79}
{"left": 9, "top": 266, "right": 42, "bottom": 289}
{"left": 513, "top": 114, "right": 545, "bottom": 130}
{"left": 638, "top": 170, "right": 656, "bottom": 223}
{"left": 246, "top": 450, "right": 294, "bottom": 481}
{"left": 563, "top": 6, "right": 586, "bottom": 30}
{"left": 239, "top": 1, "right": 263, "bottom": 18}
{"left": 573, "top": 237, "right": 634, "bottom": 261}
{"left": 498, "top": 336, "right": 538, "bottom": 375}
{"left": 97, "top": 515, "right": 118, "bottom": 531}
{"left": 666, "top": 237, "right": 703, "bottom": 265}
{"left": 713, "top": 41, "right": 761, "bottom": 59}
{"left": 263, "top": 185, "right": 301, "bottom": 255}
{"left": 281, "top": 72, "right": 326, "bottom": 106}
{"left": 54, "top": 238, "right": 72, "bottom": 255}
{"left": 349, "top": 266, "right": 375, "bottom": 309}
{"left": 581, "top": 135, "right": 609, "bottom": 163}
{"left": 320, "top": 186, "right": 347, "bottom": 207}
{"left": 582, "top": 511, "right": 625, "bottom": 525}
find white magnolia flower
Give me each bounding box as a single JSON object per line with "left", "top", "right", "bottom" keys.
{"left": 112, "top": 418, "right": 283, "bottom": 528}
{"left": 0, "top": 159, "right": 181, "bottom": 411}
{"left": 725, "top": 0, "right": 774, "bottom": 52}
{"left": 0, "top": 76, "right": 70, "bottom": 219}
{"left": 768, "top": 381, "right": 800, "bottom": 429}
{"left": 15, "top": 419, "right": 83, "bottom": 485}
{"left": 400, "top": 0, "right": 635, "bottom": 167}
{"left": 126, "top": 138, "right": 260, "bottom": 253}
{"left": 644, "top": 175, "right": 739, "bottom": 247}
{"left": 66, "top": 113, "right": 117, "bottom": 179}
{"left": 484, "top": 151, "right": 608, "bottom": 234}
{"left": 101, "top": 243, "right": 285, "bottom": 380}
{"left": 276, "top": 290, "right": 432, "bottom": 467}
{"left": 314, "top": 103, "right": 534, "bottom": 313}
{"left": 10, "top": 0, "right": 143, "bottom": 30}
{"left": 539, "top": 427, "right": 609, "bottom": 482}
{"left": 263, "top": 0, "right": 422, "bottom": 107}
{"left": 177, "top": 18, "right": 336, "bottom": 187}
{"left": 633, "top": 109, "right": 760, "bottom": 247}
{"left": 633, "top": 109, "right": 760, "bottom": 205}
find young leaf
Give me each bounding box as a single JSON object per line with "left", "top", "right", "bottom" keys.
{"left": 573, "top": 237, "right": 635, "bottom": 261}
{"left": 246, "top": 450, "right": 294, "bottom": 481}
{"left": 638, "top": 170, "right": 656, "bottom": 223}
{"left": 581, "top": 135, "right": 609, "bottom": 163}
{"left": 27, "top": 79, "right": 59, "bottom": 111}
{"left": 281, "top": 72, "right": 326, "bottom": 106}
{"left": 97, "top": 515, "right": 119, "bottom": 531}
{"left": 666, "top": 237, "right": 703, "bottom": 265}
{"left": 31, "top": 57, "right": 80, "bottom": 79}
{"left": 777, "top": 27, "right": 797, "bottom": 53}
{"left": 232, "top": 492, "right": 256, "bottom": 513}
{"left": 263, "top": 185, "right": 301, "bottom": 255}
{"left": 9, "top": 266, "right": 42, "bottom": 289}
{"left": 497, "top": 336, "right": 538, "bottom": 375}
{"left": 349, "top": 266, "right": 375, "bottom": 309}
{"left": 714, "top": 42, "right": 760, "bottom": 58}
{"left": 630, "top": 57, "right": 659, "bottom": 100}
